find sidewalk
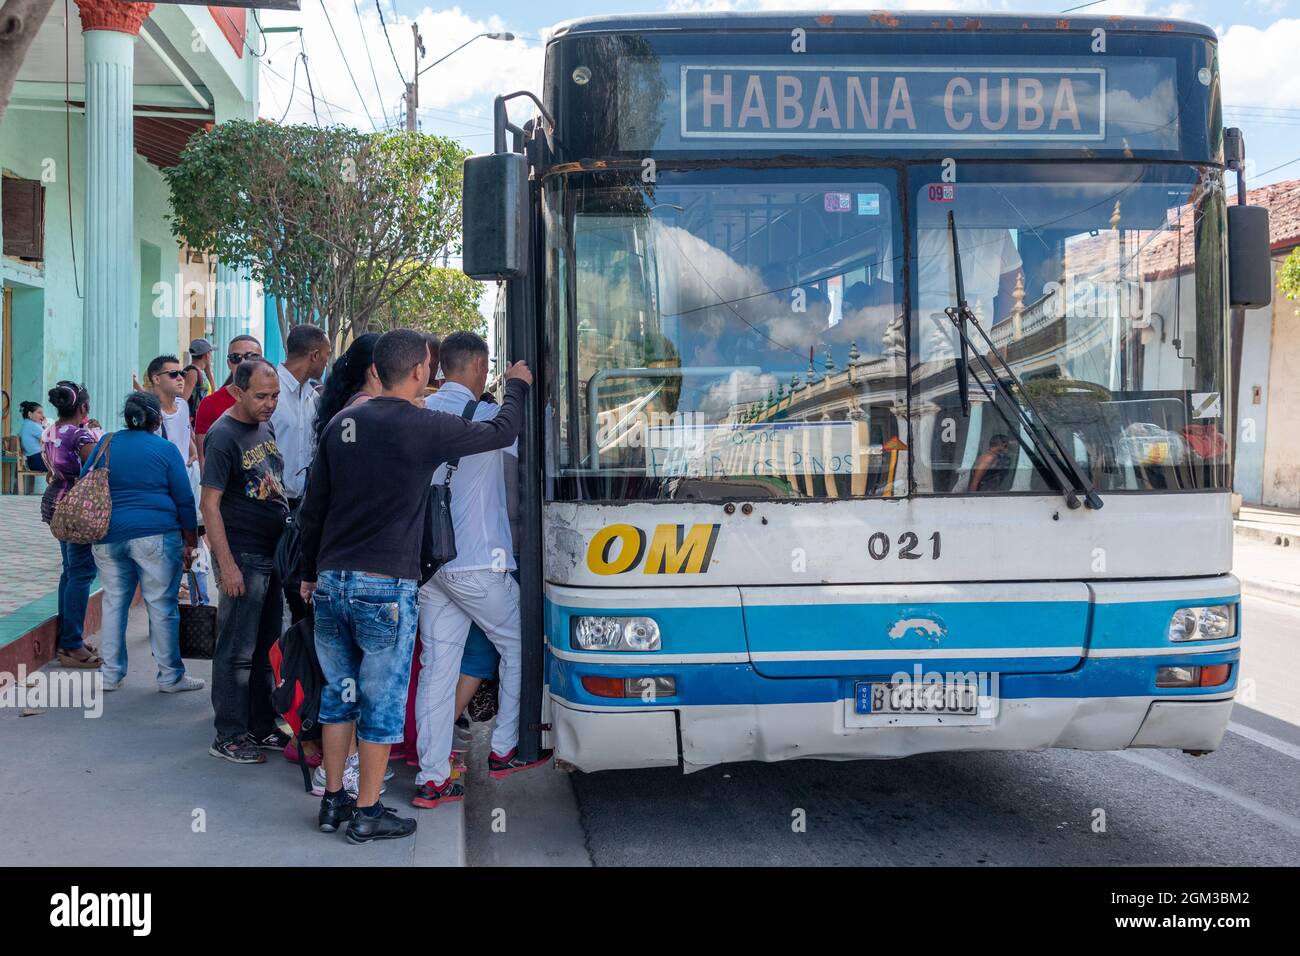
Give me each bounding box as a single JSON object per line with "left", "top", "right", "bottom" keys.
{"left": 0, "top": 496, "right": 101, "bottom": 674}
{"left": 1234, "top": 505, "right": 1300, "bottom": 606}
{"left": 0, "top": 603, "right": 464, "bottom": 866}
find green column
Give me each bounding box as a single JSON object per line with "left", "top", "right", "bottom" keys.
{"left": 82, "top": 28, "right": 139, "bottom": 428}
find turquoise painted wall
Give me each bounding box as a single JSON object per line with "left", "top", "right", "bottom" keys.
{"left": 1, "top": 106, "right": 183, "bottom": 427}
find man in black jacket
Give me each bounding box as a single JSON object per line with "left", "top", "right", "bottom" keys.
{"left": 298, "top": 329, "right": 532, "bottom": 844}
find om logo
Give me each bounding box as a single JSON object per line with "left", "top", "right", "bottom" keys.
{"left": 587, "top": 524, "right": 721, "bottom": 575}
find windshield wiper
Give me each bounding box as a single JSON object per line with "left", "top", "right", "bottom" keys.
{"left": 943, "top": 211, "right": 1103, "bottom": 511}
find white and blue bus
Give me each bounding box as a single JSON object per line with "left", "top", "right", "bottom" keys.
{"left": 463, "top": 12, "right": 1273, "bottom": 773}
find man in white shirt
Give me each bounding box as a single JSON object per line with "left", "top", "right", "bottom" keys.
{"left": 272, "top": 324, "right": 330, "bottom": 506}
{"left": 413, "top": 331, "right": 550, "bottom": 808}
{"left": 145, "top": 354, "right": 197, "bottom": 466}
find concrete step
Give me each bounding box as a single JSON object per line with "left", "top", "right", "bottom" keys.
{"left": 1239, "top": 506, "right": 1300, "bottom": 528}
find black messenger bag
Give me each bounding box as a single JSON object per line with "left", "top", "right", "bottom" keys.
{"left": 419, "top": 400, "right": 477, "bottom": 585}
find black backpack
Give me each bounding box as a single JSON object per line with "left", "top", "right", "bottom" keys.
{"left": 273, "top": 465, "right": 309, "bottom": 588}
{"left": 270, "top": 613, "right": 325, "bottom": 792}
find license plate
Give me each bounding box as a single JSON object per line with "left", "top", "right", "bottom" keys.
{"left": 855, "top": 681, "right": 980, "bottom": 716}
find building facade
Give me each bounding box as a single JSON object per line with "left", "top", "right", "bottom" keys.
{"left": 1, "top": 0, "right": 263, "bottom": 466}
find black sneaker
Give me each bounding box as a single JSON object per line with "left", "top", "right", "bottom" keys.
{"left": 488, "top": 747, "right": 554, "bottom": 779}
{"left": 318, "top": 790, "right": 356, "bottom": 833}
{"left": 251, "top": 730, "right": 292, "bottom": 750}
{"left": 345, "top": 803, "right": 417, "bottom": 845}
{"left": 209, "top": 734, "right": 266, "bottom": 764}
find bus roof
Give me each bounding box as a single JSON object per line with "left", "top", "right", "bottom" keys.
{"left": 549, "top": 11, "right": 1217, "bottom": 42}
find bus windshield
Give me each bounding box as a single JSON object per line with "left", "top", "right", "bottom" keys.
{"left": 543, "top": 163, "right": 1228, "bottom": 501}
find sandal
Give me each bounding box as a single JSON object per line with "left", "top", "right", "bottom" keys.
{"left": 57, "top": 647, "right": 103, "bottom": 669}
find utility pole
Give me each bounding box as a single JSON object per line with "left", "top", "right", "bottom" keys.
{"left": 405, "top": 22, "right": 424, "bottom": 132}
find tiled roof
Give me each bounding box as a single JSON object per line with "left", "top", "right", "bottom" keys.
{"left": 1063, "top": 178, "right": 1300, "bottom": 282}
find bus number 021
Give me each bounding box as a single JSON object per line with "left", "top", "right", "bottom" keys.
{"left": 867, "top": 531, "right": 941, "bottom": 561}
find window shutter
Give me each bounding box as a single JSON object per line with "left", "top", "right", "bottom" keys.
{"left": 2, "top": 177, "right": 45, "bottom": 260}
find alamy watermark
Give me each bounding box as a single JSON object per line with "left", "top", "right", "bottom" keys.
{"left": 0, "top": 666, "right": 103, "bottom": 718}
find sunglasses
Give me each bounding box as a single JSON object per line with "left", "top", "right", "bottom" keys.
{"left": 157, "top": 370, "right": 185, "bottom": 380}
{"left": 228, "top": 352, "right": 261, "bottom": 364}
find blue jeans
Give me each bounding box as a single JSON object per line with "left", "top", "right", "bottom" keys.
{"left": 57, "top": 540, "right": 97, "bottom": 651}
{"left": 92, "top": 532, "right": 186, "bottom": 687}
{"left": 314, "top": 570, "right": 418, "bottom": 745}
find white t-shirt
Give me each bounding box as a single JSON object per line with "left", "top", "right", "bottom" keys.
{"left": 158, "top": 400, "right": 192, "bottom": 463}
{"left": 426, "top": 381, "right": 518, "bottom": 573}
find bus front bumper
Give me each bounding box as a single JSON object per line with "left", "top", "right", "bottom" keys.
{"left": 547, "top": 692, "right": 1236, "bottom": 774}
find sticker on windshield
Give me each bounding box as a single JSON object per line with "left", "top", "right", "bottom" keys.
{"left": 927, "top": 184, "right": 956, "bottom": 202}
{"left": 824, "top": 192, "right": 853, "bottom": 213}
{"left": 857, "top": 192, "right": 880, "bottom": 216}
{"left": 1191, "top": 392, "right": 1222, "bottom": 419}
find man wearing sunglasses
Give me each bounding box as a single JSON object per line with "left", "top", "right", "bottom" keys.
{"left": 195, "top": 335, "right": 263, "bottom": 469}
{"left": 146, "top": 355, "right": 199, "bottom": 469}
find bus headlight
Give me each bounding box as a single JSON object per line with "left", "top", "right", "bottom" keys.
{"left": 572, "top": 616, "right": 661, "bottom": 651}
{"left": 1167, "top": 604, "right": 1235, "bottom": 642}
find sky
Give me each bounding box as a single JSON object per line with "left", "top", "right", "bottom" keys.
{"left": 254, "top": 0, "right": 1300, "bottom": 189}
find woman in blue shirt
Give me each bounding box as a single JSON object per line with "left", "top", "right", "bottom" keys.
{"left": 19, "top": 401, "right": 46, "bottom": 470}
{"left": 84, "top": 392, "right": 204, "bottom": 693}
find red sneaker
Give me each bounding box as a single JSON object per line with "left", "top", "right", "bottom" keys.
{"left": 488, "top": 747, "right": 553, "bottom": 779}
{"left": 412, "top": 778, "right": 465, "bottom": 808}
{"left": 283, "top": 742, "right": 323, "bottom": 769}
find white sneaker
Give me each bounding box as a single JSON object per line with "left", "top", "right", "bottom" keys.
{"left": 310, "top": 754, "right": 389, "bottom": 797}
{"left": 160, "top": 675, "right": 206, "bottom": 693}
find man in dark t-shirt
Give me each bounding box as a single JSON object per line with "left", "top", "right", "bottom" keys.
{"left": 297, "top": 329, "right": 533, "bottom": 843}
{"left": 200, "top": 358, "right": 290, "bottom": 765}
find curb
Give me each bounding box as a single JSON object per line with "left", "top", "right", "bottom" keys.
{"left": 1240, "top": 577, "right": 1300, "bottom": 608}
{"left": 0, "top": 589, "right": 103, "bottom": 675}
{"left": 1234, "top": 523, "right": 1299, "bottom": 547}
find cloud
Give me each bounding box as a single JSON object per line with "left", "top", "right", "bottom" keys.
{"left": 257, "top": 2, "right": 544, "bottom": 135}
{"left": 1219, "top": 19, "right": 1300, "bottom": 109}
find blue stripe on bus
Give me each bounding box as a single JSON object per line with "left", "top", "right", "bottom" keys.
{"left": 1089, "top": 595, "right": 1239, "bottom": 649}
{"left": 545, "top": 593, "right": 1241, "bottom": 659}
{"left": 546, "top": 647, "right": 1240, "bottom": 708}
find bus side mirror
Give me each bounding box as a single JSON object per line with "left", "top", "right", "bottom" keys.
{"left": 1228, "top": 204, "right": 1271, "bottom": 310}
{"left": 462, "top": 152, "right": 529, "bottom": 281}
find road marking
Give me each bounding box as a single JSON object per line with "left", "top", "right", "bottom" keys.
{"left": 1117, "top": 749, "right": 1300, "bottom": 838}
{"left": 1227, "top": 721, "right": 1300, "bottom": 762}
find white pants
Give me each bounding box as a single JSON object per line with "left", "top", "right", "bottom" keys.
{"left": 415, "top": 568, "right": 521, "bottom": 786}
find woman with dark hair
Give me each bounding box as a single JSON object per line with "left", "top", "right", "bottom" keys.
{"left": 19, "top": 400, "right": 47, "bottom": 471}
{"left": 40, "top": 381, "right": 103, "bottom": 668}
{"left": 83, "top": 391, "right": 202, "bottom": 693}
{"left": 313, "top": 332, "right": 382, "bottom": 443}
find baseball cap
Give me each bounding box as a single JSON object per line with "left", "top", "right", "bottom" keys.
{"left": 189, "top": 338, "right": 214, "bottom": 357}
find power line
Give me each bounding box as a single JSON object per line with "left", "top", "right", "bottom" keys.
{"left": 1254, "top": 155, "right": 1300, "bottom": 180}
{"left": 353, "top": 0, "right": 390, "bottom": 126}
{"left": 277, "top": 52, "right": 302, "bottom": 124}
{"left": 375, "top": 0, "right": 407, "bottom": 84}
{"left": 320, "top": 0, "right": 380, "bottom": 130}
{"left": 298, "top": 33, "right": 323, "bottom": 125}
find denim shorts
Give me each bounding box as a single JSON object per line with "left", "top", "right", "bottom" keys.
{"left": 313, "top": 570, "right": 418, "bottom": 744}
{"left": 461, "top": 624, "right": 501, "bottom": 680}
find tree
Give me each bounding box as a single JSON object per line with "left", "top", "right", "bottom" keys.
{"left": 1280, "top": 247, "right": 1300, "bottom": 315}
{"left": 0, "top": 0, "right": 56, "bottom": 128}
{"left": 164, "top": 120, "right": 470, "bottom": 344}
{"left": 371, "top": 262, "right": 487, "bottom": 338}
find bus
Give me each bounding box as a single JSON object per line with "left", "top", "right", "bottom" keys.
{"left": 462, "top": 12, "right": 1273, "bottom": 774}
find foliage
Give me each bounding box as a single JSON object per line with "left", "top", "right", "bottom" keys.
{"left": 1280, "top": 247, "right": 1300, "bottom": 313}
{"left": 370, "top": 263, "right": 486, "bottom": 338}
{"left": 164, "top": 120, "right": 470, "bottom": 343}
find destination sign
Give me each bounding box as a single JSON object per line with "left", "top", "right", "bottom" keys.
{"left": 680, "top": 65, "right": 1105, "bottom": 142}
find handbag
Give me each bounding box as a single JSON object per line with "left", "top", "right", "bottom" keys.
{"left": 50, "top": 434, "right": 114, "bottom": 544}
{"left": 467, "top": 677, "right": 499, "bottom": 723}
{"left": 178, "top": 569, "right": 218, "bottom": 659}
{"left": 419, "top": 400, "right": 477, "bottom": 585}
